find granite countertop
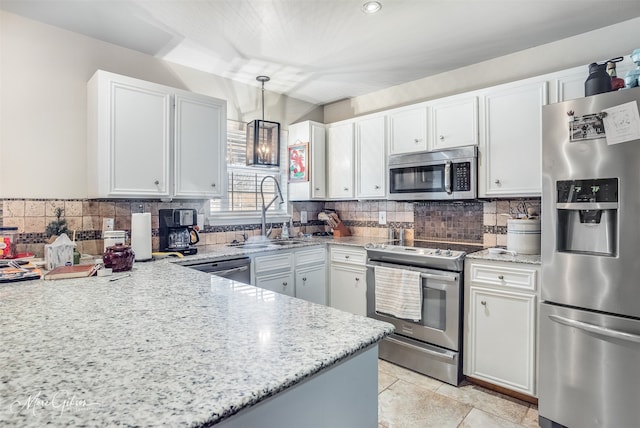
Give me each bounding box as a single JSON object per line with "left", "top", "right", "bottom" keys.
{"left": 0, "top": 259, "right": 393, "bottom": 427}
{"left": 466, "top": 249, "right": 541, "bottom": 265}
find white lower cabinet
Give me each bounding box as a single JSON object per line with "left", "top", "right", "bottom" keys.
{"left": 329, "top": 246, "right": 367, "bottom": 316}
{"left": 295, "top": 265, "right": 327, "bottom": 305}
{"left": 256, "top": 271, "right": 295, "bottom": 297}
{"left": 252, "top": 246, "right": 326, "bottom": 304}
{"left": 464, "top": 259, "right": 540, "bottom": 397}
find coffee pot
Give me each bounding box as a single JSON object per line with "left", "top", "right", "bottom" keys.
{"left": 159, "top": 208, "right": 199, "bottom": 255}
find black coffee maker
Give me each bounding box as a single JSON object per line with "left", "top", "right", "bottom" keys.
{"left": 159, "top": 208, "right": 200, "bottom": 255}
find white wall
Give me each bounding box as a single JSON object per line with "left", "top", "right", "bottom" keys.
{"left": 0, "top": 11, "right": 322, "bottom": 199}
{"left": 324, "top": 17, "right": 640, "bottom": 123}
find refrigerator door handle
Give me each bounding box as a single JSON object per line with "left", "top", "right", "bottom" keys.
{"left": 548, "top": 314, "right": 640, "bottom": 343}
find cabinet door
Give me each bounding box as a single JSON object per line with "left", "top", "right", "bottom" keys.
{"left": 330, "top": 264, "right": 367, "bottom": 316}
{"left": 288, "top": 121, "right": 326, "bottom": 201}
{"left": 356, "top": 115, "right": 386, "bottom": 199}
{"left": 173, "top": 93, "right": 227, "bottom": 198}
{"left": 388, "top": 106, "right": 428, "bottom": 154}
{"left": 296, "top": 264, "right": 327, "bottom": 305}
{"left": 431, "top": 97, "right": 478, "bottom": 150}
{"left": 92, "top": 75, "right": 171, "bottom": 198}
{"left": 256, "top": 271, "right": 295, "bottom": 297}
{"left": 482, "top": 81, "right": 547, "bottom": 197}
{"left": 327, "top": 122, "right": 354, "bottom": 199}
{"left": 468, "top": 286, "right": 536, "bottom": 395}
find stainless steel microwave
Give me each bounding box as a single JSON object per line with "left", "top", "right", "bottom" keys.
{"left": 388, "top": 146, "right": 477, "bottom": 200}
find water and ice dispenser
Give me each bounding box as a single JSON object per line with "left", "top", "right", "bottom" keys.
{"left": 555, "top": 178, "right": 618, "bottom": 256}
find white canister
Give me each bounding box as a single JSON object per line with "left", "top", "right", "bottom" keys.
{"left": 103, "top": 230, "right": 126, "bottom": 253}
{"left": 507, "top": 219, "right": 541, "bottom": 255}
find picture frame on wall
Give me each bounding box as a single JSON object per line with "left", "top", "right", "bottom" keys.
{"left": 288, "top": 142, "right": 309, "bottom": 182}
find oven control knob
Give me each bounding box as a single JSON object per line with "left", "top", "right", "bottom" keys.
{"left": 434, "top": 249, "right": 441, "bottom": 255}
{"left": 443, "top": 249, "right": 452, "bottom": 257}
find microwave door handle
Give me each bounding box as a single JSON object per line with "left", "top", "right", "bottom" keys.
{"left": 444, "top": 161, "right": 452, "bottom": 194}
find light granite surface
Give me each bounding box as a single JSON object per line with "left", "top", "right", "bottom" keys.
{"left": 466, "top": 249, "right": 541, "bottom": 265}
{"left": 0, "top": 257, "right": 393, "bottom": 427}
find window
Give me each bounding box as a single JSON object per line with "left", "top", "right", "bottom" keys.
{"left": 210, "top": 120, "right": 288, "bottom": 223}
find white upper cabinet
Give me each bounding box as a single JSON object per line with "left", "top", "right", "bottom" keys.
{"left": 327, "top": 121, "right": 355, "bottom": 199}
{"left": 173, "top": 93, "right": 226, "bottom": 198}
{"left": 287, "top": 120, "right": 326, "bottom": 201}
{"left": 388, "top": 105, "right": 428, "bottom": 154}
{"left": 87, "top": 70, "right": 226, "bottom": 199}
{"left": 355, "top": 115, "right": 387, "bottom": 199}
{"left": 480, "top": 80, "right": 547, "bottom": 197}
{"left": 431, "top": 96, "right": 478, "bottom": 150}
{"left": 88, "top": 71, "right": 172, "bottom": 198}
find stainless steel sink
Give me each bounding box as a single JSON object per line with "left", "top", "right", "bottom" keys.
{"left": 269, "top": 240, "right": 305, "bottom": 246}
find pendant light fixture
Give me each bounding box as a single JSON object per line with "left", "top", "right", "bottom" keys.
{"left": 246, "top": 75, "right": 280, "bottom": 167}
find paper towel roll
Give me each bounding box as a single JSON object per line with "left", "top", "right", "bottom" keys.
{"left": 131, "top": 213, "right": 152, "bottom": 261}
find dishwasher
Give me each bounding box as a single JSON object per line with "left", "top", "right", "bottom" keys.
{"left": 180, "top": 257, "right": 251, "bottom": 284}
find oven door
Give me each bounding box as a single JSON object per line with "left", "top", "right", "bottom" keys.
{"left": 366, "top": 261, "right": 461, "bottom": 351}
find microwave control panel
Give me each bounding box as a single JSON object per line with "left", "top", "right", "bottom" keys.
{"left": 453, "top": 162, "right": 472, "bottom": 191}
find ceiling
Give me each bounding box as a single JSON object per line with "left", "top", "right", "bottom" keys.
{"left": 3, "top": 0, "right": 640, "bottom": 105}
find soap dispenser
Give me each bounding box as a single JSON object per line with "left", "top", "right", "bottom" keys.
{"left": 281, "top": 222, "right": 289, "bottom": 239}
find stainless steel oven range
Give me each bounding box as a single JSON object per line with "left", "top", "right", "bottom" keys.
{"left": 365, "top": 243, "right": 465, "bottom": 385}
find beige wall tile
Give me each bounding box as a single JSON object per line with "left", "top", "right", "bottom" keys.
{"left": 115, "top": 202, "right": 131, "bottom": 217}
{"left": 99, "top": 202, "right": 116, "bottom": 217}
{"left": 83, "top": 201, "right": 100, "bottom": 216}
{"left": 483, "top": 233, "right": 497, "bottom": 247}
{"left": 4, "top": 200, "right": 25, "bottom": 217}
{"left": 25, "top": 200, "right": 45, "bottom": 217}
{"left": 483, "top": 213, "right": 497, "bottom": 226}
{"left": 3, "top": 217, "right": 25, "bottom": 232}
{"left": 82, "top": 215, "right": 100, "bottom": 230}
{"left": 45, "top": 200, "right": 65, "bottom": 216}
{"left": 24, "top": 217, "right": 45, "bottom": 233}
{"left": 66, "top": 217, "right": 83, "bottom": 232}
{"left": 497, "top": 234, "right": 508, "bottom": 246}
{"left": 114, "top": 216, "right": 131, "bottom": 231}
{"left": 65, "top": 201, "right": 82, "bottom": 217}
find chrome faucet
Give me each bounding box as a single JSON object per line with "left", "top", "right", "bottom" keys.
{"left": 260, "top": 175, "right": 284, "bottom": 238}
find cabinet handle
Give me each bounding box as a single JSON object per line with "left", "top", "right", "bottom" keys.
{"left": 481, "top": 300, "right": 487, "bottom": 306}
{"left": 343, "top": 187, "right": 349, "bottom": 191}
{"left": 355, "top": 277, "right": 360, "bottom": 282}
{"left": 498, "top": 275, "right": 504, "bottom": 280}
{"left": 283, "top": 281, "right": 288, "bottom": 286}
{"left": 494, "top": 179, "right": 501, "bottom": 185}
{"left": 154, "top": 180, "right": 160, "bottom": 185}
{"left": 374, "top": 185, "right": 380, "bottom": 189}
{"left": 439, "top": 135, "right": 445, "bottom": 141}
{"left": 344, "top": 255, "right": 350, "bottom": 259}
{"left": 211, "top": 183, "right": 216, "bottom": 187}
{"left": 315, "top": 187, "right": 320, "bottom": 191}
{"left": 414, "top": 138, "right": 420, "bottom": 143}
{"left": 302, "top": 277, "right": 307, "bottom": 282}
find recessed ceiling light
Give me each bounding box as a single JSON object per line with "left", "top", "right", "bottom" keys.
{"left": 362, "top": 1, "right": 382, "bottom": 14}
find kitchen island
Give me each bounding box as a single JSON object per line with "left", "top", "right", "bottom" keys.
{"left": 0, "top": 259, "right": 393, "bottom": 427}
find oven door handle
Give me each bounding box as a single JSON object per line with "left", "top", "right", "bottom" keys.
{"left": 214, "top": 266, "right": 250, "bottom": 277}
{"left": 421, "top": 272, "right": 458, "bottom": 283}
{"left": 385, "top": 336, "right": 456, "bottom": 361}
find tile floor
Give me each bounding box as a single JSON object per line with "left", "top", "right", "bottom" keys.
{"left": 378, "top": 360, "right": 539, "bottom": 428}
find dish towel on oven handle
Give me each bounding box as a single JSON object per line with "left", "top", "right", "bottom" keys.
{"left": 374, "top": 265, "right": 422, "bottom": 322}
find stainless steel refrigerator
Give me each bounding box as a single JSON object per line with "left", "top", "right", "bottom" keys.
{"left": 540, "top": 87, "right": 640, "bottom": 428}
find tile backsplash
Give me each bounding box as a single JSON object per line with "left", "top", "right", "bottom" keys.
{"left": 2, "top": 197, "right": 540, "bottom": 257}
